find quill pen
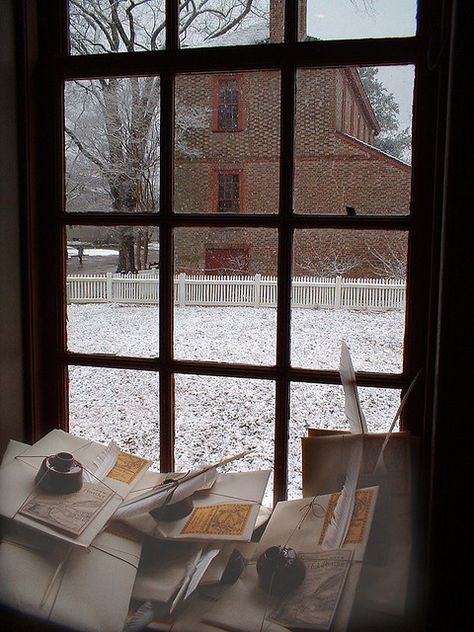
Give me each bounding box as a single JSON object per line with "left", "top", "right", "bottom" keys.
{"left": 321, "top": 437, "right": 364, "bottom": 550}
{"left": 183, "top": 546, "right": 220, "bottom": 601}
{"left": 374, "top": 369, "right": 421, "bottom": 473}
{"left": 114, "top": 448, "right": 253, "bottom": 520}
{"left": 340, "top": 341, "right": 367, "bottom": 434}
{"left": 82, "top": 440, "right": 120, "bottom": 483}
{"left": 114, "top": 467, "right": 217, "bottom": 519}
{"left": 169, "top": 547, "right": 203, "bottom": 614}
{"left": 123, "top": 601, "right": 156, "bottom": 632}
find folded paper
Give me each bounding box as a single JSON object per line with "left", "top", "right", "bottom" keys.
{"left": 0, "top": 440, "right": 143, "bottom": 632}
{"left": 0, "top": 430, "right": 150, "bottom": 548}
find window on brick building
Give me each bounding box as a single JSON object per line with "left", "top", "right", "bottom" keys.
{"left": 217, "top": 173, "right": 240, "bottom": 212}
{"left": 21, "top": 1, "right": 448, "bottom": 516}
{"left": 217, "top": 78, "right": 240, "bottom": 130}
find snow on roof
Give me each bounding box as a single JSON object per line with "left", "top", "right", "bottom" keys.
{"left": 338, "top": 131, "right": 412, "bottom": 169}
{"left": 182, "top": 22, "right": 269, "bottom": 49}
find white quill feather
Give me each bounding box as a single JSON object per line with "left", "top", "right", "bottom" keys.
{"left": 114, "top": 449, "right": 252, "bottom": 520}
{"left": 374, "top": 369, "right": 421, "bottom": 473}
{"left": 114, "top": 467, "right": 217, "bottom": 519}
{"left": 340, "top": 341, "right": 367, "bottom": 434}
{"left": 82, "top": 440, "right": 120, "bottom": 483}
{"left": 321, "top": 437, "right": 364, "bottom": 550}
{"left": 183, "top": 546, "right": 220, "bottom": 601}
{"left": 123, "top": 601, "right": 155, "bottom": 632}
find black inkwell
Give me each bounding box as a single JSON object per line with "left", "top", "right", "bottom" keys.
{"left": 35, "top": 452, "right": 83, "bottom": 494}
{"left": 256, "top": 545, "right": 306, "bottom": 596}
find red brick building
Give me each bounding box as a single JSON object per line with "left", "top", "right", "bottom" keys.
{"left": 174, "top": 1, "right": 411, "bottom": 277}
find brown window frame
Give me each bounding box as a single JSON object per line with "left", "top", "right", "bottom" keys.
{"left": 214, "top": 169, "right": 243, "bottom": 213}
{"left": 18, "top": 0, "right": 450, "bottom": 513}
{"left": 212, "top": 73, "right": 243, "bottom": 132}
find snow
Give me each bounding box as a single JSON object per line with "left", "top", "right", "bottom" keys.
{"left": 67, "top": 248, "right": 119, "bottom": 258}
{"left": 67, "top": 305, "right": 404, "bottom": 502}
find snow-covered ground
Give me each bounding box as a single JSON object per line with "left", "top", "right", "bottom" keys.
{"left": 68, "top": 304, "right": 404, "bottom": 501}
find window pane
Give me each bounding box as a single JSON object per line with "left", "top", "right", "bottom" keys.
{"left": 294, "top": 66, "right": 414, "bottom": 214}
{"left": 179, "top": 0, "right": 283, "bottom": 48}
{"left": 175, "top": 374, "right": 275, "bottom": 505}
{"left": 174, "top": 71, "right": 280, "bottom": 214}
{"left": 303, "top": 0, "right": 417, "bottom": 41}
{"left": 69, "top": 1, "right": 166, "bottom": 54}
{"left": 289, "top": 382, "right": 402, "bottom": 499}
{"left": 291, "top": 229, "right": 407, "bottom": 372}
{"left": 66, "top": 226, "right": 160, "bottom": 357}
{"left": 65, "top": 77, "right": 160, "bottom": 213}
{"left": 69, "top": 366, "right": 160, "bottom": 466}
{"left": 174, "top": 227, "right": 277, "bottom": 364}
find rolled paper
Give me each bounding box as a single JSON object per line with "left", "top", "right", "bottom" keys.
{"left": 256, "top": 545, "right": 306, "bottom": 596}
{"left": 35, "top": 452, "right": 83, "bottom": 494}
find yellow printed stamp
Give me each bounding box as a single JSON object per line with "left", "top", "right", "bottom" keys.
{"left": 319, "top": 489, "right": 374, "bottom": 545}
{"left": 106, "top": 452, "right": 148, "bottom": 484}
{"left": 181, "top": 503, "right": 253, "bottom": 537}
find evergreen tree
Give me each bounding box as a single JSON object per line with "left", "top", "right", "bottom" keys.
{"left": 359, "top": 66, "right": 411, "bottom": 162}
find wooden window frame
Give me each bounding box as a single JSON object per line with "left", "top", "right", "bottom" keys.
{"left": 18, "top": 0, "right": 451, "bottom": 518}
{"left": 213, "top": 168, "right": 244, "bottom": 213}
{"left": 212, "top": 73, "right": 244, "bottom": 132}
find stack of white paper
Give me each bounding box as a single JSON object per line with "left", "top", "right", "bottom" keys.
{"left": 0, "top": 438, "right": 144, "bottom": 632}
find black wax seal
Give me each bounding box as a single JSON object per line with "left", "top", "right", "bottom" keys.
{"left": 256, "top": 545, "right": 306, "bottom": 596}
{"left": 221, "top": 549, "right": 246, "bottom": 584}
{"left": 149, "top": 478, "right": 194, "bottom": 522}
{"left": 150, "top": 497, "right": 194, "bottom": 522}
{"left": 35, "top": 452, "right": 83, "bottom": 494}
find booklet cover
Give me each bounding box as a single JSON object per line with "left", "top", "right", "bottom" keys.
{"left": 19, "top": 482, "right": 114, "bottom": 536}
{"left": 269, "top": 549, "right": 353, "bottom": 630}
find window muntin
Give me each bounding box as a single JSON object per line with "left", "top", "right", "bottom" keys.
{"left": 65, "top": 78, "right": 161, "bottom": 214}
{"left": 68, "top": 366, "right": 161, "bottom": 466}
{"left": 178, "top": 0, "right": 283, "bottom": 49}
{"left": 291, "top": 229, "right": 407, "bottom": 372}
{"left": 174, "top": 374, "right": 275, "bottom": 505}
{"left": 66, "top": 226, "right": 160, "bottom": 357}
{"left": 294, "top": 66, "right": 413, "bottom": 215}
{"left": 174, "top": 227, "right": 277, "bottom": 364}
{"left": 34, "top": 0, "right": 429, "bottom": 504}
{"left": 288, "top": 383, "right": 402, "bottom": 499}
{"left": 174, "top": 71, "right": 280, "bottom": 214}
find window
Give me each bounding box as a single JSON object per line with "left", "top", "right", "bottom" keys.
{"left": 215, "top": 76, "right": 241, "bottom": 131}
{"left": 23, "top": 1, "right": 447, "bottom": 511}
{"left": 217, "top": 172, "right": 240, "bottom": 212}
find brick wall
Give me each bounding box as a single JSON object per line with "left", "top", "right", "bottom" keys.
{"left": 174, "top": 63, "right": 411, "bottom": 277}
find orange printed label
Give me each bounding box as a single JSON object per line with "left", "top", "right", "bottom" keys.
{"left": 107, "top": 452, "right": 148, "bottom": 484}
{"left": 181, "top": 503, "right": 253, "bottom": 537}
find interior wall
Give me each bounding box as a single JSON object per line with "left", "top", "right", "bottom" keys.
{"left": 0, "top": 0, "right": 25, "bottom": 455}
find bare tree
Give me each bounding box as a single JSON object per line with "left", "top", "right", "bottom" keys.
{"left": 295, "top": 236, "right": 364, "bottom": 277}
{"left": 367, "top": 243, "right": 407, "bottom": 279}
{"left": 66, "top": 1, "right": 267, "bottom": 271}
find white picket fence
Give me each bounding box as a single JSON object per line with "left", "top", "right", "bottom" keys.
{"left": 66, "top": 272, "right": 405, "bottom": 310}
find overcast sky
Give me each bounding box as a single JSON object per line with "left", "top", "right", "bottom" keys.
{"left": 306, "top": 0, "right": 417, "bottom": 128}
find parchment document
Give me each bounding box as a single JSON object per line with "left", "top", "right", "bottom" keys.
{"left": 19, "top": 482, "right": 113, "bottom": 536}
{"left": 269, "top": 549, "right": 353, "bottom": 630}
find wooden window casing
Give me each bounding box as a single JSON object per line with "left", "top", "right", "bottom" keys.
{"left": 215, "top": 170, "right": 242, "bottom": 213}
{"left": 19, "top": 0, "right": 451, "bottom": 513}
{"left": 212, "top": 74, "right": 243, "bottom": 132}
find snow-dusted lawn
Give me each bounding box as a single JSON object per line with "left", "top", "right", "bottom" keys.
{"left": 68, "top": 304, "right": 404, "bottom": 501}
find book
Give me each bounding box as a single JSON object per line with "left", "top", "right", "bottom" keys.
{"left": 19, "top": 482, "right": 114, "bottom": 536}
